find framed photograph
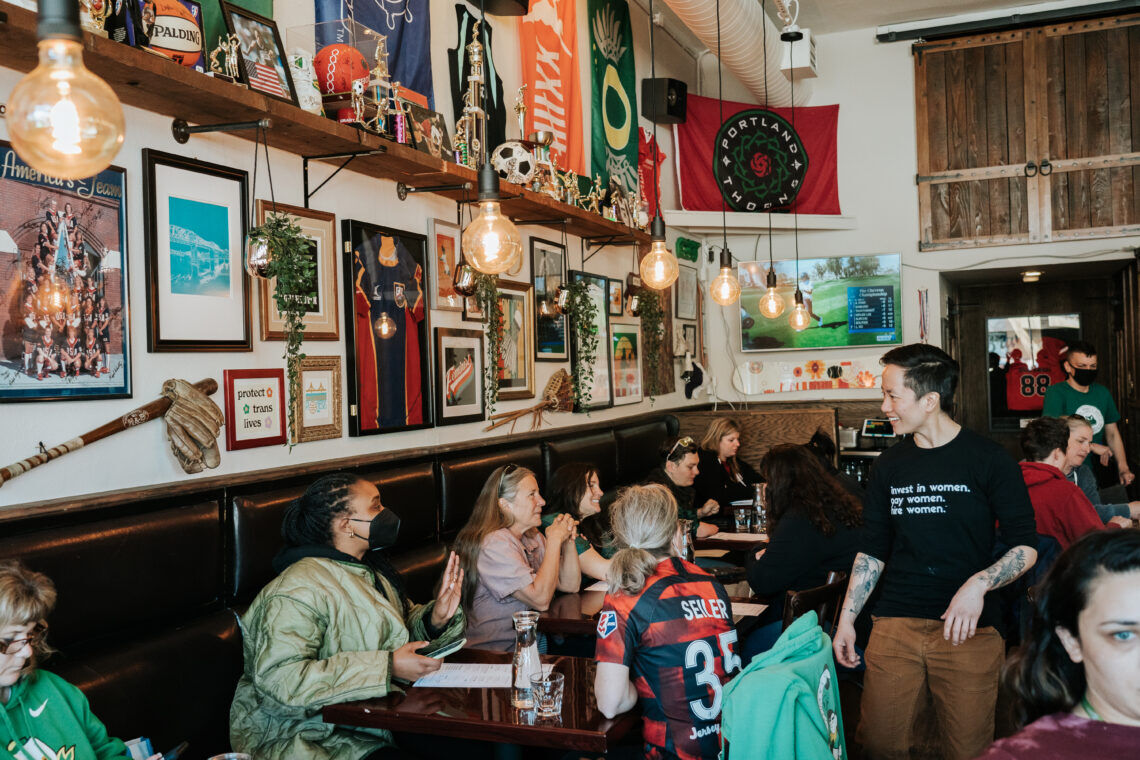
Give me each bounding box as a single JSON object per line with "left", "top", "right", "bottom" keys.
{"left": 293, "top": 355, "right": 343, "bottom": 443}
{"left": 683, "top": 323, "right": 697, "bottom": 354}
{"left": 531, "top": 238, "right": 567, "bottom": 361}
{"left": 496, "top": 280, "right": 536, "bottom": 401}
{"left": 256, "top": 200, "right": 339, "bottom": 341}
{"left": 143, "top": 149, "right": 250, "bottom": 352}
{"left": 223, "top": 368, "right": 286, "bottom": 450}
{"left": 0, "top": 142, "right": 132, "bottom": 402}
{"left": 607, "top": 278, "right": 624, "bottom": 316}
{"left": 675, "top": 264, "right": 698, "bottom": 320}
{"left": 435, "top": 327, "right": 485, "bottom": 426}
{"left": 611, "top": 319, "right": 643, "bottom": 405}
{"left": 429, "top": 218, "right": 463, "bottom": 312}
{"left": 222, "top": 2, "right": 298, "bottom": 104}
{"left": 568, "top": 270, "right": 613, "bottom": 411}
{"left": 406, "top": 103, "right": 455, "bottom": 160}
{"left": 463, "top": 295, "right": 483, "bottom": 322}
{"left": 342, "top": 219, "right": 432, "bottom": 436}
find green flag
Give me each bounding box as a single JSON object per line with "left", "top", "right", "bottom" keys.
{"left": 589, "top": 0, "right": 638, "bottom": 193}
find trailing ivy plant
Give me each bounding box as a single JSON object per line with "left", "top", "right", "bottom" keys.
{"left": 565, "top": 278, "right": 599, "bottom": 412}
{"left": 474, "top": 272, "right": 503, "bottom": 416}
{"left": 249, "top": 212, "right": 314, "bottom": 448}
{"left": 638, "top": 289, "right": 665, "bottom": 401}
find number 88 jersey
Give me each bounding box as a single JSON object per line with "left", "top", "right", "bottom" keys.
{"left": 596, "top": 557, "right": 742, "bottom": 760}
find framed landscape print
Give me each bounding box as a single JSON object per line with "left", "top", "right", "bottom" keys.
{"left": 0, "top": 141, "right": 132, "bottom": 402}
{"left": 434, "top": 327, "right": 485, "bottom": 426}
{"left": 293, "top": 355, "right": 342, "bottom": 443}
{"left": 569, "top": 270, "right": 613, "bottom": 411}
{"left": 223, "top": 367, "right": 286, "bottom": 450}
{"left": 675, "top": 264, "right": 698, "bottom": 320}
{"left": 611, "top": 319, "right": 643, "bottom": 405}
{"left": 222, "top": 2, "right": 298, "bottom": 104}
{"left": 607, "top": 278, "right": 624, "bottom": 316}
{"left": 496, "top": 280, "right": 535, "bottom": 401}
{"left": 143, "top": 149, "right": 250, "bottom": 352}
{"left": 342, "top": 219, "right": 432, "bottom": 436}
{"left": 429, "top": 218, "right": 463, "bottom": 312}
{"left": 531, "top": 237, "right": 567, "bottom": 361}
{"left": 256, "top": 200, "right": 338, "bottom": 341}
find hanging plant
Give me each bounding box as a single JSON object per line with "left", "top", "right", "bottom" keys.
{"left": 247, "top": 212, "right": 314, "bottom": 448}
{"left": 565, "top": 279, "right": 599, "bottom": 412}
{"left": 474, "top": 272, "right": 504, "bottom": 416}
{"left": 639, "top": 289, "right": 665, "bottom": 401}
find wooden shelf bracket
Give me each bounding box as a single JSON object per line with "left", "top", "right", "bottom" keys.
{"left": 302, "top": 150, "right": 386, "bottom": 208}
{"left": 170, "top": 117, "right": 271, "bottom": 144}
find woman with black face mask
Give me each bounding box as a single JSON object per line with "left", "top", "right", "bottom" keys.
{"left": 230, "top": 472, "right": 465, "bottom": 760}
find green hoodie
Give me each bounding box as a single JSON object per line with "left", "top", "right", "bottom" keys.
{"left": 720, "top": 612, "right": 846, "bottom": 760}
{"left": 1, "top": 670, "right": 128, "bottom": 760}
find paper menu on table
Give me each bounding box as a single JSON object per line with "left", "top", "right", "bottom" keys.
{"left": 582, "top": 580, "right": 608, "bottom": 592}
{"left": 731, "top": 602, "right": 769, "bottom": 619}
{"left": 713, "top": 532, "right": 768, "bottom": 542}
{"left": 413, "top": 663, "right": 554, "bottom": 688}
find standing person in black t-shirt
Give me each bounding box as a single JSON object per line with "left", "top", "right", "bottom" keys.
{"left": 832, "top": 344, "right": 1038, "bottom": 760}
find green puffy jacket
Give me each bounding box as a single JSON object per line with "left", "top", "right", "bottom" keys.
{"left": 229, "top": 555, "right": 465, "bottom": 760}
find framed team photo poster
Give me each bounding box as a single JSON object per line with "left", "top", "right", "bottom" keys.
{"left": 611, "top": 319, "right": 643, "bottom": 405}
{"left": 428, "top": 218, "right": 463, "bottom": 312}
{"left": 256, "top": 201, "right": 339, "bottom": 341}
{"left": 569, "top": 270, "right": 613, "bottom": 411}
{"left": 675, "top": 265, "right": 698, "bottom": 320}
{"left": 434, "top": 327, "right": 485, "bottom": 426}
{"left": 342, "top": 219, "right": 433, "bottom": 436}
{"left": 143, "top": 149, "right": 250, "bottom": 352}
{"left": 530, "top": 237, "right": 567, "bottom": 361}
{"left": 222, "top": 3, "right": 298, "bottom": 105}
{"left": 607, "top": 278, "right": 624, "bottom": 317}
{"left": 0, "top": 142, "right": 133, "bottom": 402}
{"left": 223, "top": 367, "right": 286, "bottom": 450}
{"left": 293, "top": 355, "right": 343, "bottom": 443}
{"left": 496, "top": 280, "right": 535, "bottom": 401}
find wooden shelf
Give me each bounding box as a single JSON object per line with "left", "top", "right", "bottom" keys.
{"left": 0, "top": 1, "right": 648, "bottom": 246}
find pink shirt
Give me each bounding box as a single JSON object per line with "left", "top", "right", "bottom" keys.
{"left": 465, "top": 528, "right": 546, "bottom": 650}
{"left": 977, "top": 712, "right": 1140, "bottom": 759}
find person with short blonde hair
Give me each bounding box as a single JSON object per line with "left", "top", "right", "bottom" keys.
{"left": 694, "top": 418, "right": 762, "bottom": 512}
{"left": 1063, "top": 415, "right": 1140, "bottom": 523}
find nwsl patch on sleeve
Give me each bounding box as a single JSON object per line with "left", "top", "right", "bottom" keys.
{"left": 597, "top": 610, "right": 618, "bottom": 638}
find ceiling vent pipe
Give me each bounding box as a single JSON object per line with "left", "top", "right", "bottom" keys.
{"left": 661, "top": 0, "right": 813, "bottom": 106}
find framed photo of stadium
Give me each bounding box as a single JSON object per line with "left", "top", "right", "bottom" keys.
{"left": 221, "top": 3, "right": 298, "bottom": 105}
{"left": 143, "top": 149, "right": 250, "bottom": 352}
{"left": 428, "top": 218, "right": 463, "bottom": 312}
{"left": 496, "top": 280, "right": 535, "bottom": 401}
{"left": 342, "top": 219, "right": 433, "bottom": 436}
{"left": 611, "top": 319, "right": 643, "bottom": 406}
{"left": 568, "top": 270, "right": 613, "bottom": 412}
{"left": 255, "top": 201, "right": 339, "bottom": 341}
{"left": 530, "top": 237, "right": 567, "bottom": 361}
{"left": 293, "top": 355, "right": 343, "bottom": 443}
{"left": 434, "top": 328, "right": 485, "bottom": 426}
{"left": 0, "top": 141, "right": 133, "bottom": 402}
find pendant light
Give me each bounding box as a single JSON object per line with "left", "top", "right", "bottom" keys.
{"left": 7, "top": 0, "right": 125, "bottom": 180}
{"left": 708, "top": 0, "right": 740, "bottom": 307}
{"left": 373, "top": 311, "right": 398, "bottom": 339}
{"left": 639, "top": 0, "right": 679, "bottom": 290}
{"left": 783, "top": 25, "right": 811, "bottom": 332}
{"left": 756, "top": 0, "right": 785, "bottom": 319}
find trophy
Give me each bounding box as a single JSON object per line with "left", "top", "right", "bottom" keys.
{"left": 80, "top": 0, "right": 110, "bottom": 38}
{"left": 209, "top": 34, "right": 244, "bottom": 85}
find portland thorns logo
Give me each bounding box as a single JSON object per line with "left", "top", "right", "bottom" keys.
{"left": 714, "top": 109, "right": 807, "bottom": 212}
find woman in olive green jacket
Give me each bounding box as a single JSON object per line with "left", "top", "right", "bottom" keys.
{"left": 230, "top": 473, "right": 465, "bottom": 760}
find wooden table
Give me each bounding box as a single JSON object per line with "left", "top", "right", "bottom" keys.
{"left": 539, "top": 590, "right": 768, "bottom": 637}
{"left": 321, "top": 649, "right": 637, "bottom": 752}
{"left": 694, "top": 532, "right": 768, "bottom": 551}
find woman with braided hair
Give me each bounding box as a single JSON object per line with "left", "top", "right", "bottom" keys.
{"left": 230, "top": 472, "right": 466, "bottom": 760}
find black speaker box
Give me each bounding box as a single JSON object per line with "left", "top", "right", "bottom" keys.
{"left": 641, "top": 78, "right": 687, "bottom": 124}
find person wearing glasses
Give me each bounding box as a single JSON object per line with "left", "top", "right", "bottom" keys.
{"left": 0, "top": 560, "right": 157, "bottom": 760}
{"left": 543, "top": 463, "right": 614, "bottom": 581}
{"left": 643, "top": 436, "right": 720, "bottom": 538}
{"left": 455, "top": 464, "right": 581, "bottom": 651}
{"left": 693, "top": 417, "right": 762, "bottom": 513}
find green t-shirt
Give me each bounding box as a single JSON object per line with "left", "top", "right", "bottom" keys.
{"left": 540, "top": 511, "right": 593, "bottom": 555}
{"left": 1042, "top": 381, "right": 1120, "bottom": 445}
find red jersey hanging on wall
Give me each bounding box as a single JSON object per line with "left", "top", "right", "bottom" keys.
{"left": 639, "top": 128, "right": 665, "bottom": 218}
{"left": 1005, "top": 338, "right": 1068, "bottom": 412}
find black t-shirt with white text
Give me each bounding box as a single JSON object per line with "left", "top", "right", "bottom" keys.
{"left": 861, "top": 427, "right": 1037, "bottom": 629}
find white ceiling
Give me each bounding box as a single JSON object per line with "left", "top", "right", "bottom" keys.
{"left": 795, "top": 0, "right": 1055, "bottom": 36}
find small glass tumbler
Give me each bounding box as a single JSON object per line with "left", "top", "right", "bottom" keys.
{"left": 530, "top": 672, "right": 565, "bottom": 717}
{"left": 734, "top": 507, "right": 752, "bottom": 533}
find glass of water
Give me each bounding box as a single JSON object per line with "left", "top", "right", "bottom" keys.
{"left": 734, "top": 507, "right": 752, "bottom": 533}
{"left": 530, "top": 672, "right": 565, "bottom": 717}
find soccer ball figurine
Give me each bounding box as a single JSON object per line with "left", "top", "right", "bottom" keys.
{"left": 490, "top": 141, "right": 536, "bottom": 185}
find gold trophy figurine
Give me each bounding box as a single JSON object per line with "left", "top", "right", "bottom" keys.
{"left": 80, "top": 0, "right": 110, "bottom": 37}
{"left": 514, "top": 85, "right": 527, "bottom": 139}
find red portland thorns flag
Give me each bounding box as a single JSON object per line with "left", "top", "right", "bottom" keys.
{"left": 674, "top": 93, "right": 840, "bottom": 214}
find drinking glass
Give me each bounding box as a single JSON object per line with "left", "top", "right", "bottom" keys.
{"left": 530, "top": 672, "right": 565, "bottom": 717}
{"left": 734, "top": 507, "right": 751, "bottom": 533}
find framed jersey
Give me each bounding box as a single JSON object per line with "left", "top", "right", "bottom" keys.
{"left": 342, "top": 220, "right": 433, "bottom": 436}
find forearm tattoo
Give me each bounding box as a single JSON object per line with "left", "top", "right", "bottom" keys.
{"left": 843, "top": 552, "right": 885, "bottom": 618}
{"left": 979, "top": 546, "right": 1031, "bottom": 591}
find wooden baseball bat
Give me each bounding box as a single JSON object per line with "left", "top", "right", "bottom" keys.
{"left": 0, "top": 378, "right": 218, "bottom": 488}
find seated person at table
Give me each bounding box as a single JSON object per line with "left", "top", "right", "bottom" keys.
{"left": 1064, "top": 414, "right": 1140, "bottom": 523}
{"left": 1019, "top": 417, "right": 1130, "bottom": 551}
{"left": 744, "top": 444, "right": 865, "bottom": 657}
{"left": 0, "top": 561, "right": 154, "bottom": 760}
{"left": 805, "top": 429, "right": 865, "bottom": 501}
{"left": 693, "top": 417, "right": 762, "bottom": 512}
{"left": 455, "top": 464, "right": 580, "bottom": 651}
{"left": 977, "top": 529, "right": 1140, "bottom": 759}
{"left": 230, "top": 473, "right": 466, "bottom": 760}
{"left": 595, "top": 484, "right": 742, "bottom": 760}
{"left": 544, "top": 462, "right": 614, "bottom": 581}
{"left": 643, "top": 436, "right": 719, "bottom": 538}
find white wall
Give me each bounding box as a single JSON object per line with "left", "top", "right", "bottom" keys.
{"left": 0, "top": 0, "right": 738, "bottom": 507}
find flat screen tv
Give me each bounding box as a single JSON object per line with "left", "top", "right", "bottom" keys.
{"left": 739, "top": 253, "right": 902, "bottom": 352}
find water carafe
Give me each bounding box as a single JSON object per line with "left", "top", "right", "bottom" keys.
{"left": 753, "top": 483, "right": 768, "bottom": 534}
{"left": 511, "top": 610, "right": 541, "bottom": 708}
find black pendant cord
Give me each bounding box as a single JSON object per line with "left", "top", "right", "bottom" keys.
{"left": 249, "top": 127, "right": 259, "bottom": 229}
{"left": 762, "top": 0, "right": 774, "bottom": 271}
{"left": 790, "top": 39, "right": 799, "bottom": 285}
{"left": 261, "top": 124, "right": 277, "bottom": 212}
{"left": 716, "top": 0, "right": 728, "bottom": 259}
{"left": 648, "top": 0, "right": 661, "bottom": 221}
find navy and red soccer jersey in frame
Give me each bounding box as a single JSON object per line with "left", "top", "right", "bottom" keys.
{"left": 596, "top": 558, "right": 742, "bottom": 760}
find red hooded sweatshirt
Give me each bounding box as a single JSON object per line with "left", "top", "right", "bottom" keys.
{"left": 1019, "top": 461, "right": 1118, "bottom": 550}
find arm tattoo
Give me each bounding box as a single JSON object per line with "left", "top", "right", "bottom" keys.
{"left": 979, "top": 546, "right": 1032, "bottom": 591}
{"left": 843, "top": 552, "right": 885, "bottom": 618}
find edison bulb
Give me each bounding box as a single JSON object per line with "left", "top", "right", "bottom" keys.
{"left": 758, "top": 287, "right": 785, "bottom": 318}
{"left": 8, "top": 39, "right": 125, "bottom": 180}
{"left": 789, "top": 294, "right": 813, "bottom": 332}
{"left": 709, "top": 267, "right": 741, "bottom": 306}
{"left": 374, "top": 312, "right": 397, "bottom": 339}
{"left": 461, "top": 200, "right": 522, "bottom": 275}
{"left": 640, "top": 240, "right": 679, "bottom": 290}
